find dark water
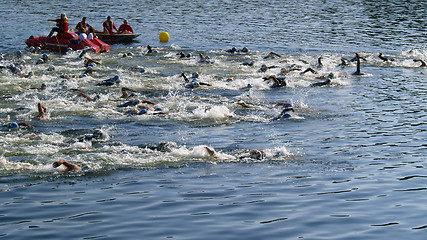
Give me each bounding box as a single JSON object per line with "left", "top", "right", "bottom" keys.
{"left": 1, "top": 0, "right": 427, "bottom": 239}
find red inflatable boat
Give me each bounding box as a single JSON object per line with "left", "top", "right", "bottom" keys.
{"left": 25, "top": 32, "right": 110, "bottom": 53}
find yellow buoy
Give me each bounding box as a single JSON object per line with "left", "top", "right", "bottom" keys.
{"left": 159, "top": 31, "right": 169, "bottom": 42}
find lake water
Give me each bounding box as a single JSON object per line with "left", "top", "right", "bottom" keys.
{"left": 0, "top": 0, "right": 426, "bottom": 239}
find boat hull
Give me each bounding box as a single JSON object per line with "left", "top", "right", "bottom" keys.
{"left": 96, "top": 33, "right": 141, "bottom": 43}
{"left": 25, "top": 32, "right": 110, "bottom": 53}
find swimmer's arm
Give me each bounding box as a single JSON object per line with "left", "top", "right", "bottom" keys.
{"left": 53, "top": 159, "right": 81, "bottom": 172}
{"left": 17, "top": 122, "right": 34, "bottom": 128}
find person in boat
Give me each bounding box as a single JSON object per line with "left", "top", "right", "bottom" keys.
{"left": 47, "top": 13, "right": 69, "bottom": 38}
{"left": 53, "top": 159, "right": 81, "bottom": 172}
{"left": 117, "top": 19, "right": 134, "bottom": 34}
{"left": 75, "top": 17, "right": 92, "bottom": 34}
{"left": 103, "top": 16, "right": 118, "bottom": 34}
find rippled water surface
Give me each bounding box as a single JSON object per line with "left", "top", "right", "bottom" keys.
{"left": 0, "top": 0, "right": 426, "bottom": 239}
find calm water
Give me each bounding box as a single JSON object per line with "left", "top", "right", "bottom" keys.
{"left": 0, "top": 0, "right": 426, "bottom": 239}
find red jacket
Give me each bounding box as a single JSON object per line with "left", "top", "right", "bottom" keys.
{"left": 118, "top": 24, "right": 134, "bottom": 33}
{"left": 55, "top": 19, "right": 69, "bottom": 32}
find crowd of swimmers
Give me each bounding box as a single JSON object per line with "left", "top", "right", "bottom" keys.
{"left": 1, "top": 35, "right": 427, "bottom": 172}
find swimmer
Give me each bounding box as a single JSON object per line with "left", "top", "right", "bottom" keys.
{"left": 84, "top": 57, "right": 101, "bottom": 67}
{"left": 117, "top": 99, "right": 140, "bottom": 107}
{"left": 264, "top": 52, "right": 282, "bottom": 59}
{"left": 352, "top": 53, "right": 367, "bottom": 76}
{"left": 378, "top": 52, "right": 394, "bottom": 62}
{"left": 258, "top": 64, "right": 278, "bottom": 73}
{"left": 263, "top": 75, "right": 286, "bottom": 88}
{"left": 52, "top": 159, "right": 81, "bottom": 172}
{"left": 249, "top": 150, "right": 265, "bottom": 160}
{"left": 146, "top": 45, "right": 157, "bottom": 54}
{"left": 310, "top": 72, "right": 334, "bottom": 87}
{"left": 129, "top": 66, "right": 146, "bottom": 73}
{"left": 36, "top": 53, "right": 49, "bottom": 64}
{"left": 316, "top": 56, "right": 323, "bottom": 69}
{"left": 6, "top": 121, "right": 34, "bottom": 129}
{"left": 199, "top": 53, "right": 214, "bottom": 64}
{"left": 97, "top": 75, "right": 120, "bottom": 86}
{"left": 242, "top": 60, "right": 255, "bottom": 66}
{"left": 279, "top": 64, "right": 302, "bottom": 75}
{"left": 225, "top": 47, "right": 249, "bottom": 53}
{"left": 338, "top": 57, "right": 351, "bottom": 67}
{"left": 176, "top": 52, "right": 192, "bottom": 58}
{"left": 413, "top": 59, "right": 427, "bottom": 67}
{"left": 181, "top": 72, "right": 212, "bottom": 87}
{"left": 29, "top": 83, "right": 47, "bottom": 91}
{"left": 120, "top": 87, "right": 139, "bottom": 98}
{"left": 236, "top": 100, "right": 254, "bottom": 108}
{"left": 273, "top": 106, "right": 295, "bottom": 120}
{"left": 299, "top": 67, "right": 317, "bottom": 75}
{"left": 78, "top": 129, "right": 106, "bottom": 142}
{"left": 77, "top": 92, "right": 100, "bottom": 102}
{"left": 35, "top": 102, "right": 46, "bottom": 120}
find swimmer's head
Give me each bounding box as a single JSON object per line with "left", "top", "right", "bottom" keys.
{"left": 260, "top": 64, "right": 268, "bottom": 72}
{"left": 191, "top": 72, "right": 199, "bottom": 78}
{"left": 86, "top": 66, "right": 93, "bottom": 73}
{"left": 124, "top": 19, "right": 128, "bottom": 24}
{"left": 29, "top": 46, "right": 35, "bottom": 52}
{"left": 27, "top": 71, "right": 33, "bottom": 77}
{"left": 16, "top": 50, "right": 22, "bottom": 56}
{"left": 241, "top": 47, "right": 249, "bottom": 52}
{"left": 155, "top": 107, "right": 162, "bottom": 111}
{"left": 92, "top": 129, "right": 104, "bottom": 138}
{"left": 246, "top": 83, "right": 253, "bottom": 88}
{"left": 9, "top": 122, "right": 19, "bottom": 129}
{"left": 113, "top": 75, "right": 120, "bottom": 81}
{"left": 139, "top": 68, "right": 146, "bottom": 73}
{"left": 88, "top": 63, "right": 95, "bottom": 67}
{"left": 328, "top": 72, "right": 334, "bottom": 78}
{"left": 47, "top": 65, "right": 55, "bottom": 71}
{"left": 42, "top": 53, "right": 48, "bottom": 60}
{"left": 139, "top": 108, "right": 147, "bottom": 114}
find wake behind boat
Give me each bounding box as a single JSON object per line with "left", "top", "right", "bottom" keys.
{"left": 95, "top": 32, "right": 141, "bottom": 43}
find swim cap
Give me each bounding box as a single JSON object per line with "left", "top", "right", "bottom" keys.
{"left": 16, "top": 50, "right": 22, "bottom": 56}
{"left": 86, "top": 66, "right": 93, "bottom": 72}
{"left": 88, "top": 63, "right": 95, "bottom": 67}
{"left": 47, "top": 65, "right": 55, "bottom": 71}
{"left": 9, "top": 122, "right": 19, "bottom": 129}
{"left": 139, "top": 109, "right": 147, "bottom": 114}
{"left": 139, "top": 68, "right": 146, "bottom": 73}
{"left": 36, "top": 58, "right": 44, "bottom": 64}
{"left": 42, "top": 53, "right": 48, "bottom": 59}
{"left": 155, "top": 107, "right": 162, "bottom": 111}
{"left": 191, "top": 72, "right": 199, "bottom": 78}
{"left": 247, "top": 83, "right": 253, "bottom": 88}
{"left": 241, "top": 47, "right": 249, "bottom": 52}
{"left": 27, "top": 71, "right": 33, "bottom": 77}
{"left": 113, "top": 75, "right": 120, "bottom": 81}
